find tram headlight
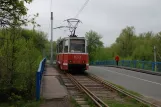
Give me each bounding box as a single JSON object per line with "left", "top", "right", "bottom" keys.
{"left": 68, "top": 60, "right": 72, "bottom": 63}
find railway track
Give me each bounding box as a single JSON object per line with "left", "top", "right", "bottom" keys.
{"left": 60, "top": 72, "right": 159, "bottom": 107}
{"left": 61, "top": 73, "right": 101, "bottom": 107}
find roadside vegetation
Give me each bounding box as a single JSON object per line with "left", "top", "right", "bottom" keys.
{"left": 70, "top": 97, "right": 81, "bottom": 107}
{"left": 0, "top": 0, "right": 47, "bottom": 106}
{"left": 104, "top": 99, "right": 149, "bottom": 107}
{"left": 84, "top": 95, "right": 96, "bottom": 107}
{"left": 106, "top": 81, "right": 142, "bottom": 97}
{"left": 84, "top": 27, "right": 161, "bottom": 62}
{"left": 102, "top": 80, "right": 150, "bottom": 107}
{"left": 0, "top": 100, "right": 42, "bottom": 107}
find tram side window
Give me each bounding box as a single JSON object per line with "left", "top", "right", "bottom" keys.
{"left": 64, "top": 39, "right": 68, "bottom": 53}
{"left": 64, "top": 46, "right": 68, "bottom": 52}
{"left": 56, "top": 45, "right": 59, "bottom": 53}
{"left": 59, "top": 41, "right": 63, "bottom": 53}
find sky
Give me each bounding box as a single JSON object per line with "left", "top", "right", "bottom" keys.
{"left": 26, "top": 0, "right": 161, "bottom": 46}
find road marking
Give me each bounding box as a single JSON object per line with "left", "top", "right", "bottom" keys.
{"left": 92, "top": 66, "right": 161, "bottom": 86}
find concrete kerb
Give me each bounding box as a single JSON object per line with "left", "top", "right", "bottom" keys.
{"left": 94, "top": 65, "right": 161, "bottom": 76}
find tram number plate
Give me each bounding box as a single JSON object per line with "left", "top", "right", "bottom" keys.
{"left": 74, "top": 55, "right": 81, "bottom": 60}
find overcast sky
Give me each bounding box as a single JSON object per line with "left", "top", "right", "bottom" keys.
{"left": 26, "top": 0, "right": 161, "bottom": 46}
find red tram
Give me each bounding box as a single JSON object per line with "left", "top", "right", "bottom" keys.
{"left": 56, "top": 36, "right": 89, "bottom": 71}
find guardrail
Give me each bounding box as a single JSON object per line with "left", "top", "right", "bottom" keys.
{"left": 90, "top": 60, "right": 161, "bottom": 72}
{"left": 36, "top": 58, "right": 46, "bottom": 101}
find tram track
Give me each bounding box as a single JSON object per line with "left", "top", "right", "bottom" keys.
{"left": 67, "top": 73, "right": 109, "bottom": 107}
{"left": 88, "top": 74, "right": 159, "bottom": 107}
{"left": 60, "top": 71, "right": 159, "bottom": 107}
{"left": 61, "top": 73, "right": 100, "bottom": 107}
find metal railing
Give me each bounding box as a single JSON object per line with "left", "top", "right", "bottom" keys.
{"left": 90, "top": 60, "right": 161, "bottom": 72}
{"left": 36, "top": 58, "right": 46, "bottom": 100}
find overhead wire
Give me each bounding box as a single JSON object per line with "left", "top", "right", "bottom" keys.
{"left": 48, "top": 0, "right": 91, "bottom": 38}
{"left": 75, "top": 0, "right": 90, "bottom": 18}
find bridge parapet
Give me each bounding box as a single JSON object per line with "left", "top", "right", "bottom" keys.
{"left": 90, "top": 60, "right": 161, "bottom": 72}
{"left": 36, "top": 58, "right": 46, "bottom": 100}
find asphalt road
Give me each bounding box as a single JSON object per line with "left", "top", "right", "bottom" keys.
{"left": 87, "top": 66, "right": 161, "bottom": 101}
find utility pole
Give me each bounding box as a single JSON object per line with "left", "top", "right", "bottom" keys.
{"left": 50, "top": 12, "right": 53, "bottom": 65}
{"left": 122, "top": 42, "right": 125, "bottom": 60}
{"left": 154, "top": 46, "right": 157, "bottom": 71}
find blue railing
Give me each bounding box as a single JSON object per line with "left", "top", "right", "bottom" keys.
{"left": 90, "top": 60, "right": 161, "bottom": 72}
{"left": 36, "top": 58, "right": 46, "bottom": 101}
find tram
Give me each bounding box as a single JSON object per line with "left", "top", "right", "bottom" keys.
{"left": 56, "top": 36, "right": 89, "bottom": 71}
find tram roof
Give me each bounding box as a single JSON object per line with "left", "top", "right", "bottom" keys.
{"left": 57, "top": 36, "right": 86, "bottom": 44}
{"left": 63, "top": 36, "right": 85, "bottom": 39}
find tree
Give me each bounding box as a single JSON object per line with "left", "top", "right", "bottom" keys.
{"left": 85, "top": 26, "right": 161, "bottom": 62}
{"left": 0, "top": 0, "right": 33, "bottom": 27}
{"left": 0, "top": 0, "right": 49, "bottom": 105}
{"left": 44, "top": 41, "right": 57, "bottom": 60}
{"left": 85, "top": 30, "right": 103, "bottom": 61}
{"left": 154, "top": 32, "right": 161, "bottom": 61}
{"left": 115, "top": 26, "right": 136, "bottom": 58}
{"left": 0, "top": 29, "right": 47, "bottom": 102}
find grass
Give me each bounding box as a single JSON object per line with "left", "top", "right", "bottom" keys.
{"left": 0, "top": 100, "right": 43, "bottom": 107}
{"left": 70, "top": 95, "right": 96, "bottom": 107}
{"left": 106, "top": 80, "right": 142, "bottom": 97}
{"left": 84, "top": 95, "right": 96, "bottom": 107}
{"left": 103, "top": 81, "right": 150, "bottom": 107}
{"left": 70, "top": 97, "right": 81, "bottom": 107}
{"left": 104, "top": 99, "right": 149, "bottom": 107}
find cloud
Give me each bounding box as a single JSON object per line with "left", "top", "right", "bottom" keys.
{"left": 26, "top": 0, "right": 161, "bottom": 46}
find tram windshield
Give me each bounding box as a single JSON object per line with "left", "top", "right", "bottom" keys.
{"left": 70, "top": 39, "right": 85, "bottom": 53}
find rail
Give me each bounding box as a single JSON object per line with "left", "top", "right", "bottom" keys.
{"left": 67, "top": 73, "right": 158, "bottom": 107}
{"left": 36, "top": 58, "right": 46, "bottom": 100}
{"left": 67, "top": 73, "right": 109, "bottom": 107}
{"left": 90, "top": 60, "right": 161, "bottom": 72}
{"left": 89, "top": 74, "right": 159, "bottom": 107}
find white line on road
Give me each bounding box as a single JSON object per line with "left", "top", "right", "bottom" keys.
{"left": 92, "top": 66, "right": 161, "bottom": 86}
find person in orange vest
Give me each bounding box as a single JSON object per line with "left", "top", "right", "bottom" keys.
{"left": 115, "top": 55, "right": 120, "bottom": 66}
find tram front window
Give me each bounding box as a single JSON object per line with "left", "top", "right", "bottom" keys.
{"left": 70, "top": 39, "right": 85, "bottom": 53}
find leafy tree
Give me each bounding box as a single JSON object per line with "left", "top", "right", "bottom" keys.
{"left": 0, "top": 0, "right": 49, "bottom": 105}
{"left": 87, "top": 26, "right": 161, "bottom": 62}
{"left": 115, "top": 26, "right": 136, "bottom": 58}
{"left": 0, "top": 29, "right": 47, "bottom": 102}
{"left": 85, "top": 30, "right": 103, "bottom": 61}
{"left": 154, "top": 32, "right": 161, "bottom": 61}
{"left": 93, "top": 47, "right": 113, "bottom": 61}
{"left": 45, "top": 41, "right": 57, "bottom": 60}
{"left": 0, "top": 0, "right": 33, "bottom": 27}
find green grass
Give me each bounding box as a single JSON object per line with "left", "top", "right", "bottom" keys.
{"left": 84, "top": 95, "right": 96, "bottom": 107}
{"left": 70, "top": 95, "right": 96, "bottom": 107}
{"left": 70, "top": 97, "right": 81, "bottom": 107}
{"left": 104, "top": 99, "right": 149, "bottom": 107}
{"left": 106, "top": 80, "right": 142, "bottom": 97}
{"left": 0, "top": 100, "right": 43, "bottom": 107}
{"left": 103, "top": 81, "right": 150, "bottom": 107}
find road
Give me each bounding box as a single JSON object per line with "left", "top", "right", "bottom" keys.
{"left": 87, "top": 66, "right": 161, "bottom": 101}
